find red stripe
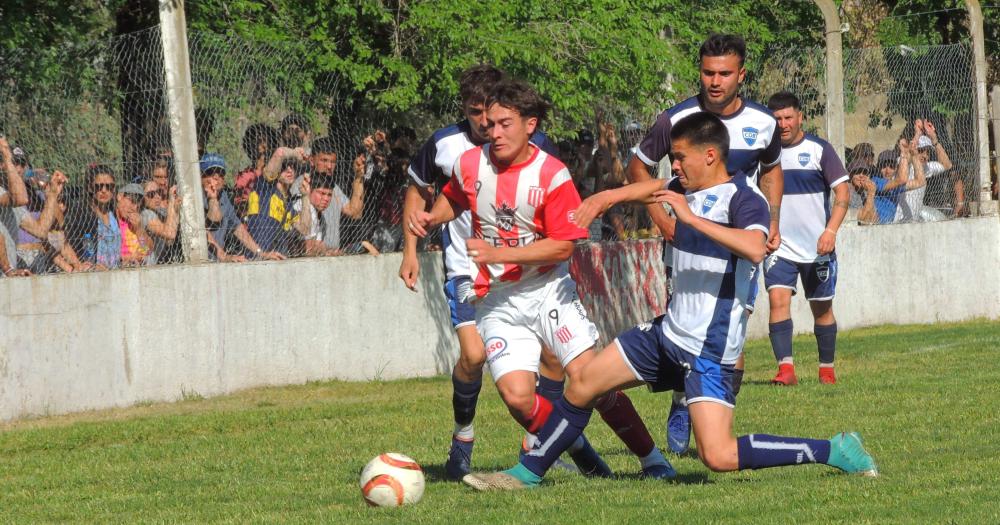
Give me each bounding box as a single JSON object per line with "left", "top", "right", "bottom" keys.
{"left": 362, "top": 474, "right": 404, "bottom": 506}
{"left": 379, "top": 453, "right": 422, "bottom": 471}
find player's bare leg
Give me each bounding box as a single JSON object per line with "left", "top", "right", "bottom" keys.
{"left": 446, "top": 324, "right": 486, "bottom": 480}
{"left": 767, "top": 287, "right": 797, "bottom": 385}
{"left": 809, "top": 299, "right": 837, "bottom": 384}
{"left": 688, "top": 400, "right": 876, "bottom": 476}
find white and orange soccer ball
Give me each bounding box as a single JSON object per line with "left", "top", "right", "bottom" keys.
{"left": 359, "top": 453, "right": 425, "bottom": 507}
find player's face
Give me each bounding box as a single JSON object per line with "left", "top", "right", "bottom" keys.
{"left": 670, "top": 139, "right": 711, "bottom": 189}
{"left": 700, "top": 54, "right": 745, "bottom": 111}
{"left": 463, "top": 101, "right": 489, "bottom": 143}
{"left": 312, "top": 152, "right": 337, "bottom": 176}
{"left": 773, "top": 107, "right": 804, "bottom": 146}
{"left": 486, "top": 103, "right": 538, "bottom": 166}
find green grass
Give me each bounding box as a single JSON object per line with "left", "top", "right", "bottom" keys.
{"left": 2, "top": 320, "right": 1000, "bottom": 523}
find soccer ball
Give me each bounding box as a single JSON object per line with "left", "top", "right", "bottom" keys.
{"left": 359, "top": 453, "right": 425, "bottom": 507}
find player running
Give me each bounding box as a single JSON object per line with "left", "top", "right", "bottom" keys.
{"left": 764, "top": 91, "right": 850, "bottom": 385}
{"left": 626, "top": 34, "right": 784, "bottom": 455}
{"left": 461, "top": 112, "right": 877, "bottom": 491}
{"left": 408, "top": 78, "right": 676, "bottom": 481}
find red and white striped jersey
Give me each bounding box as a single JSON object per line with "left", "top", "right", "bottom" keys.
{"left": 442, "top": 144, "right": 586, "bottom": 298}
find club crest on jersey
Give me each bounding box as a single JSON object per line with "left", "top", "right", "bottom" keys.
{"left": 491, "top": 202, "right": 518, "bottom": 232}
{"left": 798, "top": 152, "right": 811, "bottom": 167}
{"left": 702, "top": 194, "right": 719, "bottom": 214}
{"left": 527, "top": 186, "right": 544, "bottom": 207}
{"left": 742, "top": 127, "right": 759, "bottom": 146}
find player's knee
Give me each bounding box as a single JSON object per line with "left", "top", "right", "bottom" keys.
{"left": 457, "top": 351, "right": 486, "bottom": 376}
{"left": 497, "top": 383, "right": 535, "bottom": 418}
{"left": 697, "top": 445, "right": 738, "bottom": 472}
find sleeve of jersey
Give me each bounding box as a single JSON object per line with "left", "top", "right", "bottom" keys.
{"left": 543, "top": 179, "right": 588, "bottom": 241}
{"left": 820, "top": 141, "right": 849, "bottom": 187}
{"left": 635, "top": 111, "right": 672, "bottom": 167}
{"left": 760, "top": 123, "right": 782, "bottom": 167}
{"left": 441, "top": 166, "right": 470, "bottom": 211}
{"left": 407, "top": 137, "right": 438, "bottom": 187}
{"left": 729, "top": 189, "right": 770, "bottom": 235}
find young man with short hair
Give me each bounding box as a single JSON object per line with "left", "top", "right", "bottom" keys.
{"left": 292, "top": 174, "right": 341, "bottom": 257}
{"left": 764, "top": 91, "right": 849, "bottom": 385}
{"left": 408, "top": 78, "right": 674, "bottom": 482}
{"left": 462, "top": 112, "right": 877, "bottom": 490}
{"left": 627, "top": 33, "right": 784, "bottom": 455}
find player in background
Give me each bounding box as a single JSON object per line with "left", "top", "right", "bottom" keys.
{"left": 409, "top": 79, "right": 676, "bottom": 482}
{"left": 764, "top": 91, "right": 850, "bottom": 385}
{"left": 398, "top": 65, "right": 610, "bottom": 480}
{"left": 625, "top": 34, "right": 784, "bottom": 455}
{"left": 462, "top": 112, "right": 876, "bottom": 490}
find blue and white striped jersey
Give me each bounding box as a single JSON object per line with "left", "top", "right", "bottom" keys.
{"left": 662, "top": 175, "right": 770, "bottom": 365}
{"left": 775, "top": 134, "right": 848, "bottom": 262}
{"left": 408, "top": 120, "right": 556, "bottom": 280}
{"left": 636, "top": 95, "right": 781, "bottom": 184}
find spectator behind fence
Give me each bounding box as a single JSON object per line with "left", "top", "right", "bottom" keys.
{"left": 280, "top": 113, "right": 311, "bottom": 150}
{"left": 200, "top": 153, "right": 275, "bottom": 262}
{"left": 369, "top": 147, "right": 411, "bottom": 253}
{"left": 849, "top": 151, "right": 908, "bottom": 225}
{"left": 141, "top": 180, "right": 180, "bottom": 265}
{"left": 66, "top": 164, "right": 122, "bottom": 270}
{"left": 116, "top": 183, "right": 154, "bottom": 267}
{"left": 896, "top": 119, "right": 951, "bottom": 223}
{"left": 0, "top": 138, "right": 30, "bottom": 277}
{"left": 16, "top": 169, "right": 70, "bottom": 274}
{"left": 246, "top": 156, "right": 305, "bottom": 257}
{"left": 291, "top": 136, "right": 364, "bottom": 252}
{"left": 291, "top": 174, "right": 341, "bottom": 256}
{"left": 234, "top": 123, "right": 280, "bottom": 217}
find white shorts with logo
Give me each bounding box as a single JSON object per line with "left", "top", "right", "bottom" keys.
{"left": 476, "top": 270, "right": 599, "bottom": 382}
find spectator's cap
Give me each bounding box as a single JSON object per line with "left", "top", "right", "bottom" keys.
{"left": 916, "top": 135, "right": 934, "bottom": 150}
{"left": 847, "top": 160, "right": 870, "bottom": 177}
{"left": 120, "top": 183, "right": 145, "bottom": 197}
{"left": 876, "top": 150, "right": 897, "bottom": 169}
{"left": 577, "top": 129, "right": 594, "bottom": 145}
{"left": 199, "top": 153, "right": 226, "bottom": 174}
{"left": 11, "top": 145, "right": 28, "bottom": 166}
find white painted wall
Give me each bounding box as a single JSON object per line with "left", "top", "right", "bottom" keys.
{"left": 1, "top": 216, "right": 997, "bottom": 422}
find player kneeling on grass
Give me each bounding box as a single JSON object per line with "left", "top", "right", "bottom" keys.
{"left": 461, "top": 112, "right": 877, "bottom": 490}
{"left": 408, "top": 79, "right": 676, "bottom": 481}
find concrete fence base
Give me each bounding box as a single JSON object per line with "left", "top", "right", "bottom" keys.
{"left": 1, "top": 216, "right": 997, "bottom": 422}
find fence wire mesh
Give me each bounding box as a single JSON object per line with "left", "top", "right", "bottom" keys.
{"left": 0, "top": 28, "right": 990, "bottom": 278}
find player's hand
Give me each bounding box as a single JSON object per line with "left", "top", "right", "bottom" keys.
{"left": 817, "top": 229, "right": 836, "bottom": 255}
{"left": 398, "top": 252, "right": 420, "bottom": 291}
{"left": 766, "top": 225, "right": 781, "bottom": 253}
{"left": 466, "top": 238, "right": 499, "bottom": 265}
{"left": 654, "top": 190, "right": 692, "bottom": 224}
{"left": 407, "top": 210, "right": 434, "bottom": 238}
{"left": 573, "top": 192, "right": 612, "bottom": 229}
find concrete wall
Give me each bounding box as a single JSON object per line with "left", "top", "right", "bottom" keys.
{"left": 1, "top": 216, "right": 998, "bottom": 422}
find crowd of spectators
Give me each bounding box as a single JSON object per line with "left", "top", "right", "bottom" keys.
{"left": 0, "top": 112, "right": 978, "bottom": 277}
{"left": 845, "top": 118, "right": 968, "bottom": 225}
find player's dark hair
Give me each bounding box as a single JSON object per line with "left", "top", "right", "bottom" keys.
{"left": 242, "top": 123, "right": 279, "bottom": 161}
{"left": 484, "top": 79, "right": 550, "bottom": 124}
{"left": 767, "top": 91, "right": 801, "bottom": 112}
{"left": 310, "top": 174, "right": 335, "bottom": 191}
{"left": 311, "top": 136, "right": 337, "bottom": 156}
{"left": 700, "top": 34, "right": 747, "bottom": 66}
{"left": 669, "top": 112, "right": 730, "bottom": 162}
{"left": 459, "top": 64, "right": 506, "bottom": 106}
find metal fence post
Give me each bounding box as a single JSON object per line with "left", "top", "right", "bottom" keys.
{"left": 965, "top": 0, "right": 993, "bottom": 207}
{"left": 159, "top": 0, "right": 208, "bottom": 262}
{"left": 814, "top": 0, "right": 845, "bottom": 162}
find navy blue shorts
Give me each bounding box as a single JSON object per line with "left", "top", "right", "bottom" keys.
{"left": 444, "top": 276, "right": 476, "bottom": 329}
{"left": 763, "top": 253, "right": 837, "bottom": 301}
{"left": 614, "top": 315, "right": 736, "bottom": 407}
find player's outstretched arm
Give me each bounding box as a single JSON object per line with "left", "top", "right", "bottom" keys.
{"left": 466, "top": 237, "right": 574, "bottom": 267}
{"left": 627, "top": 157, "right": 676, "bottom": 240}
{"left": 399, "top": 182, "right": 434, "bottom": 291}
{"left": 656, "top": 189, "right": 767, "bottom": 264}
{"left": 574, "top": 178, "right": 666, "bottom": 230}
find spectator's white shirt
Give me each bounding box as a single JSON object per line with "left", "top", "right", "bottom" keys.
{"left": 896, "top": 160, "right": 945, "bottom": 223}
{"left": 0, "top": 187, "right": 19, "bottom": 270}
{"left": 292, "top": 198, "right": 324, "bottom": 242}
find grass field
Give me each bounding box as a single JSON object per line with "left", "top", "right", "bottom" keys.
{"left": 2, "top": 320, "right": 999, "bottom": 523}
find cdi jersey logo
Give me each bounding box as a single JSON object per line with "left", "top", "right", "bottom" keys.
{"left": 484, "top": 337, "right": 508, "bottom": 363}
{"left": 702, "top": 194, "right": 719, "bottom": 214}
{"left": 742, "top": 127, "right": 759, "bottom": 146}
{"left": 798, "top": 152, "right": 811, "bottom": 167}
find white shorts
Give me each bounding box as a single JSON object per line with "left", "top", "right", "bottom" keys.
{"left": 475, "top": 270, "right": 599, "bottom": 382}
